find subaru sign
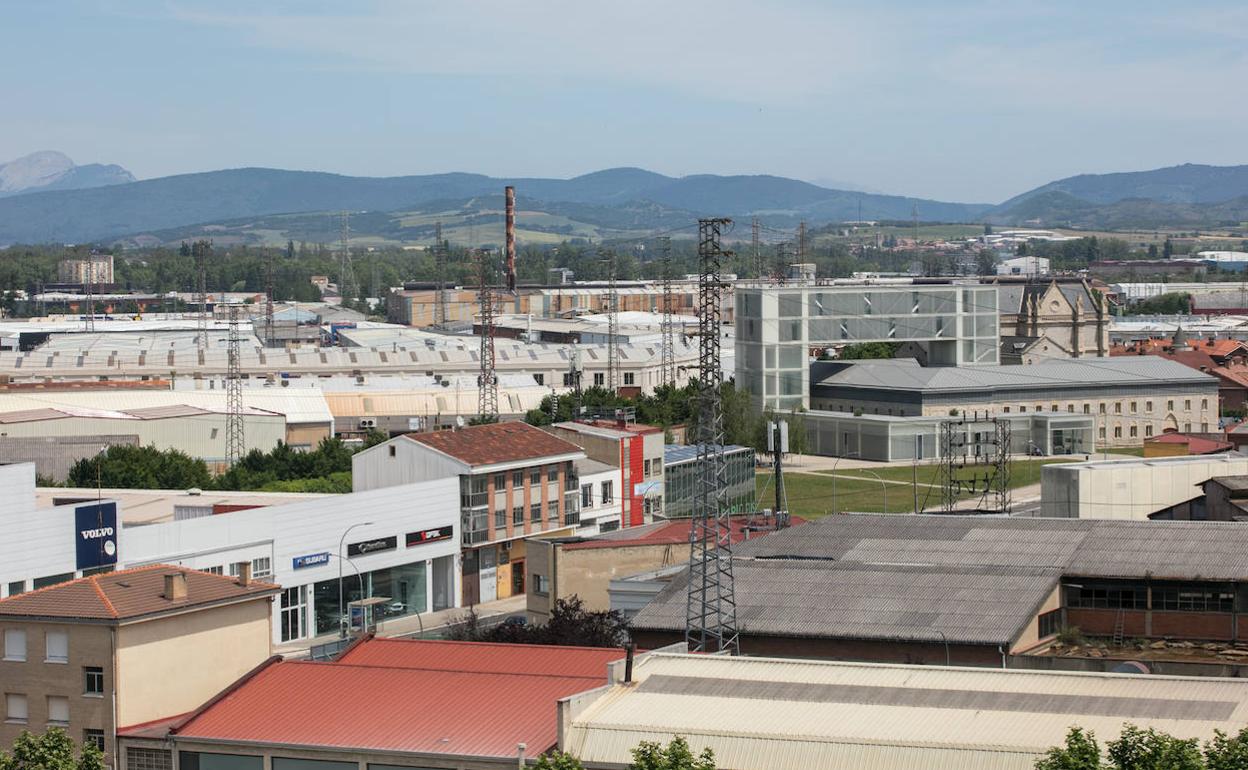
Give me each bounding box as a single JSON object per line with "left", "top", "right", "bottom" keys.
{"left": 292, "top": 552, "right": 331, "bottom": 570}
{"left": 75, "top": 503, "right": 118, "bottom": 570}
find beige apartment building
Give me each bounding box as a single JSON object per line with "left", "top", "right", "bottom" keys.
{"left": 0, "top": 565, "right": 278, "bottom": 765}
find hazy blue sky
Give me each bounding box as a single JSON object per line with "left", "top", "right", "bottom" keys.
{"left": 3, "top": 1, "right": 1246, "bottom": 202}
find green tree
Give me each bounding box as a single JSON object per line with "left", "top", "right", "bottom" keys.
{"left": 629, "top": 737, "right": 716, "bottom": 770}
{"left": 68, "top": 445, "right": 212, "bottom": 490}
{"left": 1205, "top": 728, "right": 1248, "bottom": 770}
{"left": 533, "top": 751, "right": 584, "bottom": 770}
{"left": 1035, "top": 728, "right": 1103, "bottom": 770}
{"left": 837, "top": 341, "right": 901, "bottom": 359}
{"left": 0, "top": 728, "right": 105, "bottom": 770}
{"left": 1106, "top": 725, "right": 1202, "bottom": 770}
{"left": 786, "top": 409, "right": 808, "bottom": 457}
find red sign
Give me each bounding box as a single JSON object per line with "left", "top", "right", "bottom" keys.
{"left": 406, "top": 525, "right": 454, "bottom": 547}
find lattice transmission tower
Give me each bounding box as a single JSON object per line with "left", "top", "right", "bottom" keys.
{"left": 193, "top": 240, "right": 209, "bottom": 353}
{"left": 685, "top": 217, "right": 739, "bottom": 655}
{"left": 264, "top": 248, "right": 275, "bottom": 347}
{"left": 338, "top": 211, "right": 357, "bottom": 303}
{"left": 657, "top": 236, "right": 675, "bottom": 389}
{"left": 476, "top": 249, "right": 499, "bottom": 421}
{"left": 225, "top": 304, "right": 245, "bottom": 467}
{"left": 600, "top": 248, "right": 620, "bottom": 393}
{"left": 82, "top": 252, "right": 95, "bottom": 332}
{"left": 433, "top": 221, "right": 448, "bottom": 328}
{"left": 937, "top": 412, "right": 1011, "bottom": 514}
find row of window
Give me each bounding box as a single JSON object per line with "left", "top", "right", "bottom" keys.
{"left": 1003, "top": 398, "right": 1207, "bottom": 415}
{"left": 580, "top": 481, "right": 614, "bottom": 508}
{"left": 5, "top": 692, "right": 105, "bottom": 745}
{"left": 1066, "top": 584, "right": 1237, "bottom": 613}
{"left": 4, "top": 628, "right": 70, "bottom": 664}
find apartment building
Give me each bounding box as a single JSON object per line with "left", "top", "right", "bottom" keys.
{"left": 0, "top": 565, "right": 277, "bottom": 764}
{"left": 352, "top": 423, "right": 586, "bottom": 605}
{"left": 547, "top": 419, "right": 665, "bottom": 528}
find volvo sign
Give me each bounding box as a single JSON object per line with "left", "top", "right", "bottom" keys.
{"left": 75, "top": 502, "right": 118, "bottom": 570}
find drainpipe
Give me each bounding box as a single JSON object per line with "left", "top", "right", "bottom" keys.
{"left": 999, "top": 644, "right": 1007, "bottom": 669}
{"left": 111, "top": 627, "right": 118, "bottom": 769}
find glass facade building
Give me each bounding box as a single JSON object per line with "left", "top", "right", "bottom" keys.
{"left": 663, "top": 444, "right": 757, "bottom": 518}
{"left": 736, "top": 282, "right": 1000, "bottom": 410}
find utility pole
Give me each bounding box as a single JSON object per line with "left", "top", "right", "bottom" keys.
{"left": 774, "top": 241, "right": 789, "bottom": 284}
{"left": 339, "top": 211, "right": 357, "bottom": 304}
{"left": 602, "top": 248, "right": 620, "bottom": 393}
{"left": 476, "top": 249, "right": 498, "bottom": 421}
{"left": 658, "top": 236, "right": 675, "bottom": 389}
{"left": 225, "top": 304, "right": 245, "bottom": 467}
{"left": 685, "top": 217, "right": 739, "bottom": 655}
{"left": 264, "top": 248, "right": 275, "bottom": 347}
{"left": 751, "top": 217, "right": 762, "bottom": 279}
{"left": 797, "top": 221, "right": 808, "bottom": 263}
{"left": 83, "top": 251, "right": 95, "bottom": 332}
{"left": 433, "top": 221, "right": 447, "bottom": 328}
{"left": 194, "top": 240, "right": 209, "bottom": 353}
{"left": 769, "top": 420, "right": 789, "bottom": 520}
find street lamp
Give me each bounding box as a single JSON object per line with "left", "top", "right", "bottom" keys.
{"left": 339, "top": 521, "right": 374, "bottom": 638}
{"left": 858, "top": 469, "right": 888, "bottom": 512}
{"left": 830, "top": 450, "right": 860, "bottom": 514}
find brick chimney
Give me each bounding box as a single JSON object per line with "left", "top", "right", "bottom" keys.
{"left": 163, "top": 572, "right": 188, "bottom": 601}
{"left": 235, "top": 561, "right": 252, "bottom": 587}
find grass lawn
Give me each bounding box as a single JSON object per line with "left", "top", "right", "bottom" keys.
{"left": 822, "top": 457, "right": 1076, "bottom": 487}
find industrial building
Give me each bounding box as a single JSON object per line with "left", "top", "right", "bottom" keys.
{"left": 353, "top": 422, "right": 588, "bottom": 605}
{"left": 662, "top": 443, "right": 757, "bottom": 517}
{"left": 0, "top": 565, "right": 277, "bottom": 766}
{"left": 810, "top": 356, "right": 1218, "bottom": 449}
{"left": 735, "top": 280, "right": 1002, "bottom": 411}
{"left": 1040, "top": 453, "right": 1248, "bottom": 519}
{"left": 560, "top": 651, "right": 1248, "bottom": 770}
{"left": 629, "top": 513, "right": 1248, "bottom": 663}
{"left": 0, "top": 463, "right": 461, "bottom": 646}
{"left": 117, "top": 637, "right": 629, "bottom": 770}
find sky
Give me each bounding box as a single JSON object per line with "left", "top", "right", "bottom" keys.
{"left": 2, "top": 0, "right": 1247, "bottom": 203}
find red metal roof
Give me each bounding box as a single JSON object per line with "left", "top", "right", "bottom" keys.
{"left": 403, "top": 421, "right": 583, "bottom": 467}
{"left": 164, "top": 639, "right": 626, "bottom": 759}
{"left": 564, "top": 515, "right": 804, "bottom": 551}
{"left": 1145, "top": 433, "right": 1234, "bottom": 455}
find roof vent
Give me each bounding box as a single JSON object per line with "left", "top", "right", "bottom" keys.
{"left": 187, "top": 487, "right": 202, "bottom": 496}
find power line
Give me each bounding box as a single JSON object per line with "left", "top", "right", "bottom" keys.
{"left": 476, "top": 248, "right": 499, "bottom": 421}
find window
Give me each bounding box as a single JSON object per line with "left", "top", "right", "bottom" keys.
{"left": 1202, "top": 398, "right": 1209, "bottom": 410}
{"left": 547, "top": 466, "right": 558, "bottom": 482}
{"left": 1114, "top": 426, "right": 1122, "bottom": 439}
{"left": 1036, "top": 405, "right": 1043, "bottom": 412}
{"left": 530, "top": 467, "right": 541, "bottom": 484}
{"left": 624, "top": 372, "right": 635, "bottom": 385}
{"left": 127, "top": 748, "right": 173, "bottom": 770}
{"left": 279, "top": 586, "right": 307, "bottom": 643}
{"left": 1146, "top": 401, "right": 1153, "bottom": 413}
{"left": 494, "top": 507, "right": 506, "bottom": 529}
{"left": 1185, "top": 422, "right": 1192, "bottom": 432}
{"left": 1066, "top": 583, "right": 1145, "bottom": 609}
{"left": 1038, "top": 609, "right": 1062, "bottom": 638}
{"left": 1153, "top": 584, "right": 1234, "bottom": 612}
{"left": 6, "top": 581, "right": 23, "bottom": 597}
{"left": 272, "top": 758, "right": 356, "bottom": 770}
{"left": 1146, "top": 425, "right": 1153, "bottom": 437}
{"left": 3, "top": 629, "right": 25, "bottom": 662}
{"left": 1203, "top": 422, "right": 1210, "bottom": 432}
{"left": 1052, "top": 404, "right": 1059, "bottom": 413}
{"left": 1067, "top": 404, "right": 1074, "bottom": 413}
{"left": 84, "top": 730, "right": 105, "bottom": 752}
{"left": 1114, "top": 403, "right": 1122, "bottom": 414}
{"left": 533, "top": 373, "right": 544, "bottom": 386}
{"left": 47, "top": 695, "right": 69, "bottom": 725}
{"left": 1129, "top": 426, "right": 1137, "bottom": 438}
{"left": 534, "top": 574, "right": 550, "bottom": 596}
{"left": 1099, "top": 403, "right": 1106, "bottom": 414}
{"left": 581, "top": 484, "right": 592, "bottom": 508}
{"left": 45, "top": 631, "right": 68, "bottom": 663}
{"left": 513, "top": 505, "right": 524, "bottom": 525}
{"left": 513, "top": 470, "right": 524, "bottom": 488}
{"left": 494, "top": 473, "right": 506, "bottom": 490}
{"left": 643, "top": 459, "right": 652, "bottom": 477}
{"left": 530, "top": 502, "right": 541, "bottom": 523}
{"left": 202, "top": 566, "right": 224, "bottom": 576}
{"left": 1099, "top": 426, "right": 1106, "bottom": 439}
{"left": 33, "top": 574, "right": 73, "bottom": 590}
{"left": 1083, "top": 404, "right": 1090, "bottom": 414}
{"left": 1185, "top": 399, "right": 1192, "bottom": 411}
{"left": 6, "top": 693, "right": 27, "bottom": 723}
{"left": 593, "top": 372, "right": 605, "bottom": 386}
{"left": 562, "top": 372, "right": 575, "bottom": 387}
{"left": 179, "top": 753, "right": 263, "bottom": 770}
{"left": 84, "top": 666, "right": 104, "bottom": 695}
{"left": 548, "top": 500, "right": 559, "bottom": 521}
{"left": 1168, "top": 399, "right": 1175, "bottom": 411}
{"left": 1019, "top": 406, "right": 1026, "bottom": 413}
{"left": 388, "top": 445, "right": 395, "bottom": 458}
{"left": 1130, "top": 401, "right": 1137, "bottom": 413}
{"left": 251, "top": 557, "right": 272, "bottom": 579}
{"left": 1003, "top": 406, "right": 1010, "bottom": 413}
{"left": 601, "top": 480, "right": 614, "bottom": 504}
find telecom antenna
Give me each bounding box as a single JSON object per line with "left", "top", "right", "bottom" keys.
{"left": 194, "top": 240, "right": 209, "bottom": 352}
{"left": 264, "top": 248, "right": 275, "bottom": 347}
{"left": 773, "top": 241, "right": 789, "bottom": 284}
{"left": 751, "top": 217, "right": 762, "bottom": 279}
{"left": 339, "top": 211, "right": 357, "bottom": 303}
{"left": 82, "top": 251, "right": 95, "bottom": 332}
{"left": 602, "top": 249, "right": 620, "bottom": 392}
{"left": 685, "top": 217, "right": 739, "bottom": 655}
{"left": 658, "top": 237, "right": 675, "bottom": 388}
{"left": 476, "top": 249, "right": 499, "bottom": 421}
{"left": 225, "top": 304, "right": 245, "bottom": 467}
{"left": 797, "top": 220, "right": 808, "bottom": 262}
{"left": 433, "top": 221, "right": 447, "bottom": 328}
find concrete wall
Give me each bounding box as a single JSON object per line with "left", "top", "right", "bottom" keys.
{"left": 0, "top": 435, "right": 139, "bottom": 482}
{"left": 1009, "top": 586, "right": 1061, "bottom": 654}
{"left": 1041, "top": 454, "right": 1248, "bottom": 519}
{"left": 527, "top": 540, "right": 685, "bottom": 624}
{"left": 115, "top": 599, "right": 272, "bottom": 727}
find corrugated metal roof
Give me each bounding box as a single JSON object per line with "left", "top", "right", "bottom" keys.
{"left": 168, "top": 638, "right": 625, "bottom": 759}
{"left": 563, "top": 652, "right": 1248, "bottom": 770}
{"left": 0, "top": 389, "right": 332, "bottom": 426}
{"left": 403, "top": 421, "right": 584, "bottom": 467}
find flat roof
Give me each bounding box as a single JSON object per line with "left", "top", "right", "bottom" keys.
{"left": 37, "top": 487, "right": 331, "bottom": 526}
{"left": 664, "top": 444, "right": 752, "bottom": 464}
{"left": 154, "top": 637, "right": 626, "bottom": 759}
{"left": 563, "top": 652, "right": 1248, "bottom": 770}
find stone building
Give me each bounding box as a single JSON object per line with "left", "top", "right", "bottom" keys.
{"left": 996, "top": 278, "right": 1110, "bottom": 364}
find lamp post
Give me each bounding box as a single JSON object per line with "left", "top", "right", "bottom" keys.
{"left": 829, "top": 450, "right": 860, "bottom": 514}
{"left": 859, "top": 469, "right": 888, "bottom": 512}
{"left": 338, "top": 521, "right": 374, "bottom": 638}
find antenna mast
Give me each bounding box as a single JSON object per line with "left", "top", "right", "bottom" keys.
{"left": 264, "top": 248, "right": 275, "bottom": 347}
{"left": 194, "top": 240, "right": 209, "bottom": 352}
{"left": 225, "top": 304, "right": 245, "bottom": 467}
{"left": 433, "top": 221, "right": 447, "bottom": 328}
{"left": 797, "top": 220, "right": 808, "bottom": 262}
{"left": 603, "top": 248, "right": 620, "bottom": 393}
{"left": 685, "top": 217, "right": 739, "bottom": 655}
{"left": 658, "top": 236, "right": 675, "bottom": 388}
{"left": 751, "top": 217, "right": 762, "bottom": 279}
{"left": 83, "top": 251, "right": 96, "bottom": 332}
{"left": 339, "top": 211, "right": 357, "bottom": 303}
{"left": 476, "top": 249, "right": 499, "bottom": 421}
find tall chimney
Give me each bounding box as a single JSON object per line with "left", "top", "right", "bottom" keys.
{"left": 505, "top": 185, "right": 517, "bottom": 293}
{"left": 163, "top": 572, "right": 188, "bottom": 601}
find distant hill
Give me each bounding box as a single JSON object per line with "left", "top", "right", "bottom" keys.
{"left": 999, "top": 163, "right": 1248, "bottom": 209}
{"left": 0, "top": 166, "right": 992, "bottom": 246}
{"left": 0, "top": 150, "right": 134, "bottom": 198}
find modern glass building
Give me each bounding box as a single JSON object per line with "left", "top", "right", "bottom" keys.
{"left": 663, "top": 444, "right": 757, "bottom": 518}
{"left": 735, "top": 281, "right": 1000, "bottom": 410}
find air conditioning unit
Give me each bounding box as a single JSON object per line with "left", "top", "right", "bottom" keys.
{"left": 359, "top": 419, "right": 376, "bottom": 428}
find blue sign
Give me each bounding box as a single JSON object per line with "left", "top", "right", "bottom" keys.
{"left": 75, "top": 503, "right": 118, "bottom": 571}
{"left": 292, "top": 552, "right": 331, "bottom": 570}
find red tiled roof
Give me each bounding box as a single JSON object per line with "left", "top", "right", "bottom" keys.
{"left": 403, "top": 422, "right": 583, "bottom": 467}
{"left": 0, "top": 565, "right": 278, "bottom": 621}
{"left": 564, "top": 515, "right": 804, "bottom": 551}
{"left": 168, "top": 639, "right": 626, "bottom": 758}
{"left": 1146, "top": 433, "right": 1235, "bottom": 454}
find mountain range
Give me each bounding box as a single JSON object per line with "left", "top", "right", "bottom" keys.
{"left": 0, "top": 156, "right": 1246, "bottom": 246}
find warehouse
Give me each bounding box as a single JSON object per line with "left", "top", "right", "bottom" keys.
{"left": 628, "top": 513, "right": 1248, "bottom": 662}
{"left": 810, "top": 356, "right": 1218, "bottom": 449}
{"left": 0, "top": 463, "right": 461, "bottom": 646}
{"left": 561, "top": 651, "right": 1248, "bottom": 770}
{"left": 1039, "top": 453, "right": 1248, "bottom": 519}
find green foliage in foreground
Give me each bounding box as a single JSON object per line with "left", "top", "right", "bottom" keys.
{"left": 0, "top": 728, "right": 104, "bottom": 770}
{"left": 534, "top": 737, "right": 716, "bottom": 770}
{"left": 1035, "top": 725, "right": 1248, "bottom": 770}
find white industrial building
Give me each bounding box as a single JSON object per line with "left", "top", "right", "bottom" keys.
{"left": 0, "top": 463, "right": 460, "bottom": 646}
{"left": 1039, "top": 454, "right": 1248, "bottom": 519}
{"left": 995, "top": 256, "right": 1050, "bottom": 277}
